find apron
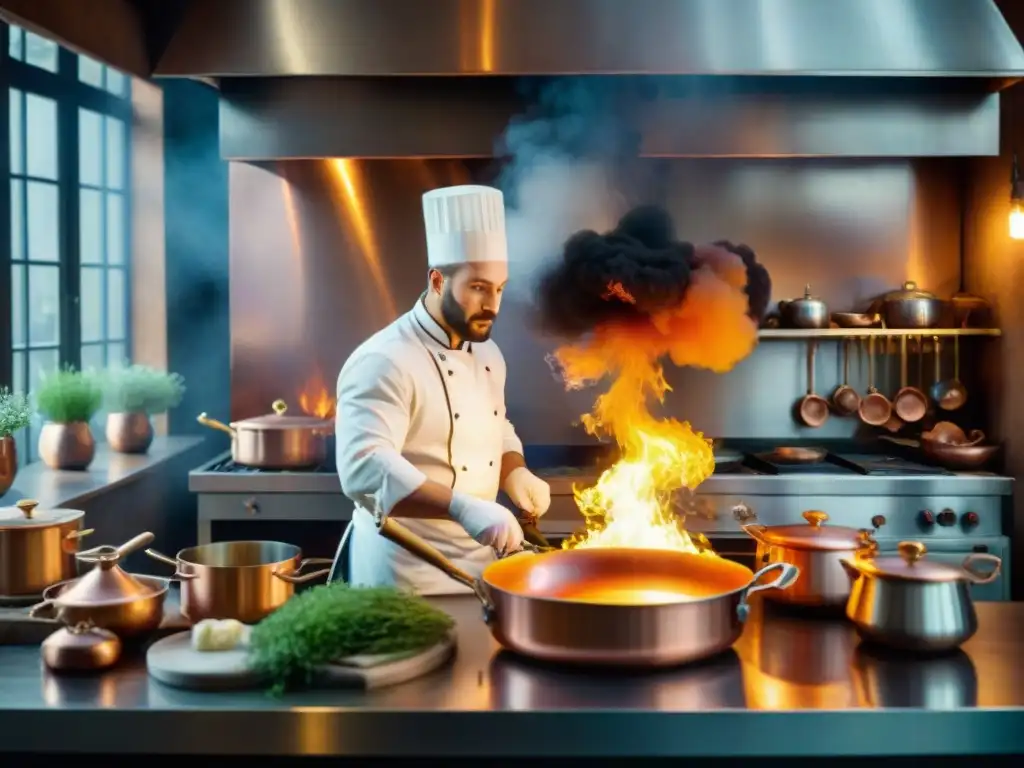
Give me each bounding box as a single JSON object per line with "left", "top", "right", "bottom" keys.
{"left": 330, "top": 299, "right": 513, "bottom": 595}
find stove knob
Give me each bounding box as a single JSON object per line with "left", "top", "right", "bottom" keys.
{"left": 937, "top": 509, "right": 957, "bottom": 527}
{"left": 918, "top": 509, "right": 935, "bottom": 527}
{"left": 871, "top": 514, "right": 886, "bottom": 530}
{"left": 962, "top": 511, "right": 980, "bottom": 529}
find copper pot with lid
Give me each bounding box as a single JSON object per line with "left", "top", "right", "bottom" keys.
{"left": 29, "top": 531, "right": 171, "bottom": 638}
{"left": 41, "top": 621, "right": 122, "bottom": 673}
{"left": 742, "top": 510, "right": 882, "bottom": 607}
{"left": 0, "top": 498, "right": 92, "bottom": 598}
{"left": 197, "top": 399, "right": 331, "bottom": 469}
{"left": 841, "top": 541, "right": 1001, "bottom": 652}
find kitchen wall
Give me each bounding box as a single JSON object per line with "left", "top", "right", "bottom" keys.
{"left": 964, "top": 0, "right": 1024, "bottom": 596}
{"left": 229, "top": 156, "right": 964, "bottom": 442}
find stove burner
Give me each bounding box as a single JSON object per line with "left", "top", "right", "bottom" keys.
{"left": 206, "top": 457, "right": 336, "bottom": 474}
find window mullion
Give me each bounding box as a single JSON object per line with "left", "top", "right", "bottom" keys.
{"left": 57, "top": 46, "right": 80, "bottom": 369}
{"left": 0, "top": 23, "right": 12, "bottom": 390}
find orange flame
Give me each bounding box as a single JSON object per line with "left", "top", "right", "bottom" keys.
{"left": 555, "top": 251, "right": 759, "bottom": 552}
{"left": 298, "top": 364, "right": 336, "bottom": 420}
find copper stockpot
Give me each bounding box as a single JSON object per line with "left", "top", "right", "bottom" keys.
{"left": 29, "top": 532, "right": 170, "bottom": 638}
{"left": 146, "top": 541, "right": 333, "bottom": 623}
{"left": 196, "top": 399, "right": 331, "bottom": 469}
{"left": 0, "top": 499, "right": 92, "bottom": 597}
{"left": 379, "top": 517, "right": 800, "bottom": 667}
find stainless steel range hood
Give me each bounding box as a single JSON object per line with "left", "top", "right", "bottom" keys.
{"left": 157, "top": 0, "right": 1024, "bottom": 79}
{"left": 3, "top": 0, "right": 1023, "bottom": 158}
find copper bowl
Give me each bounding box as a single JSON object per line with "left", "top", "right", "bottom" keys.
{"left": 831, "top": 312, "right": 880, "bottom": 328}
{"left": 921, "top": 440, "right": 999, "bottom": 471}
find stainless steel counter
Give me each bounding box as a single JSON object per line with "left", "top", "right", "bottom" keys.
{"left": 1, "top": 597, "right": 1023, "bottom": 757}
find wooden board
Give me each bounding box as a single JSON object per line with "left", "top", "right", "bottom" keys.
{"left": 146, "top": 630, "right": 456, "bottom": 692}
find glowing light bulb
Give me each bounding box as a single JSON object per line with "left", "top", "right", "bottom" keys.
{"left": 1011, "top": 200, "right": 1024, "bottom": 241}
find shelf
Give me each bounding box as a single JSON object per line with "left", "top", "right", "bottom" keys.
{"left": 758, "top": 328, "right": 1001, "bottom": 339}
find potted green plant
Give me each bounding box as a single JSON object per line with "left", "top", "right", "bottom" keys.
{"left": 34, "top": 367, "right": 103, "bottom": 470}
{"left": 101, "top": 365, "right": 186, "bottom": 454}
{"left": 0, "top": 388, "right": 31, "bottom": 493}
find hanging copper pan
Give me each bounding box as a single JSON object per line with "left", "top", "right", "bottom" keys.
{"left": 378, "top": 517, "right": 799, "bottom": 667}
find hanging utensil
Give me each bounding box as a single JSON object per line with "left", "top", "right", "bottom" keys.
{"left": 932, "top": 336, "right": 967, "bottom": 411}
{"left": 831, "top": 339, "right": 860, "bottom": 416}
{"left": 893, "top": 335, "right": 927, "bottom": 423}
{"left": 796, "top": 341, "right": 829, "bottom": 428}
{"left": 858, "top": 337, "right": 892, "bottom": 426}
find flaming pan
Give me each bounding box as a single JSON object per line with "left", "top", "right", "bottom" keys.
{"left": 379, "top": 517, "right": 799, "bottom": 668}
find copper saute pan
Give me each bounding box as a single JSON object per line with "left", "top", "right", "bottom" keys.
{"left": 378, "top": 517, "right": 799, "bottom": 667}
{"left": 196, "top": 399, "right": 331, "bottom": 469}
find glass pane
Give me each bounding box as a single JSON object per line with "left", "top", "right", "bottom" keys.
{"left": 28, "top": 265, "right": 60, "bottom": 346}
{"left": 12, "top": 351, "right": 25, "bottom": 396}
{"left": 80, "top": 266, "right": 103, "bottom": 342}
{"left": 8, "top": 25, "right": 23, "bottom": 60}
{"left": 29, "top": 348, "right": 59, "bottom": 389}
{"left": 107, "top": 343, "right": 127, "bottom": 368}
{"left": 9, "top": 89, "right": 22, "bottom": 175}
{"left": 10, "top": 179, "right": 23, "bottom": 260}
{"left": 11, "top": 264, "right": 25, "bottom": 349}
{"left": 24, "top": 31, "right": 58, "bottom": 73}
{"left": 80, "top": 188, "right": 103, "bottom": 264}
{"left": 26, "top": 93, "right": 57, "bottom": 180}
{"left": 105, "top": 117, "right": 125, "bottom": 189}
{"left": 78, "top": 55, "right": 104, "bottom": 88}
{"left": 105, "top": 68, "right": 127, "bottom": 97}
{"left": 27, "top": 181, "right": 59, "bottom": 262}
{"left": 80, "top": 343, "right": 105, "bottom": 373}
{"left": 107, "top": 269, "right": 125, "bottom": 340}
{"left": 79, "top": 108, "right": 103, "bottom": 187}
{"left": 106, "top": 193, "right": 123, "bottom": 264}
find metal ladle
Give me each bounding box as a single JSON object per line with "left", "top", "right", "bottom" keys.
{"left": 931, "top": 335, "right": 967, "bottom": 411}
{"left": 831, "top": 339, "right": 861, "bottom": 416}
{"left": 859, "top": 336, "right": 892, "bottom": 427}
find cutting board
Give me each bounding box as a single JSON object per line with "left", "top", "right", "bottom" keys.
{"left": 146, "top": 630, "right": 456, "bottom": 692}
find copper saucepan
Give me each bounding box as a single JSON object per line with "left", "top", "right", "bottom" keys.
{"left": 197, "top": 399, "right": 332, "bottom": 469}
{"left": 378, "top": 517, "right": 799, "bottom": 667}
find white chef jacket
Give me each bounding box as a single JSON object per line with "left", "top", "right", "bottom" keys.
{"left": 334, "top": 295, "right": 525, "bottom": 595}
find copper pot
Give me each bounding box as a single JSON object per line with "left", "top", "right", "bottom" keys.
{"left": 29, "top": 532, "right": 170, "bottom": 638}
{"left": 41, "top": 622, "right": 122, "bottom": 672}
{"left": 146, "top": 541, "right": 332, "bottom": 623}
{"left": 196, "top": 399, "right": 331, "bottom": 469}
{"left": 0, "top": 499, "right": 91, "bottom": 597}
{"left": 106, "top": 412, "right": 154, "bottom": 454}
{"left": 0, "top": 435, "right": 17, "bottom": 496}
{"left": 38, "top": 421, "right": 96, "bottom": 470}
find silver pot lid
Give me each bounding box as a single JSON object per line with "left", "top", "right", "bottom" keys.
{"left": 752, "top": 510, "right": 868, "bottom": 551}
{"left": 784, "top": 284, "right": 825, "bottom": 307}
{"left": 853, "top": 541, "right": 967, "bottom": 583}
{"left": 233, "top": 399, "right": 332, "bottom": 430}
{"left": 0, "top": 499, "right": 85, "bottom": 530}
{"left": 882, "top": 281, "right": 938, "bottom": 302}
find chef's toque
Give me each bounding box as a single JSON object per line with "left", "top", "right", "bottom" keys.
{"left": 422, "top": 185, "right": 508, "bottom": 267}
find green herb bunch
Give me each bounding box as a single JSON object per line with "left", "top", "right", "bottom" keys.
{"left": 248, "top": 583, "right": 455, "bottom": 695}
{"left": 101, "top": 364, "right": 186, "bottom": 415}
{"left": 34, "top": 366, "right": 103, "bottom": 424}
{"left": 0, "top": 388, "right": 32, "bottom": 438}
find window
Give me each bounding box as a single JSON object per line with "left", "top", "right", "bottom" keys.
{"left": 3, "top": 25, "right": 133, "bottom": 462}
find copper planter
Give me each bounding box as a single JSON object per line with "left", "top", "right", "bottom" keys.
{"left": 106, "top": 412, "right": 154, "bottom": 454}
{"left": 38, "top": 422, "right": 96, "bottom": 471}
{"left": 0, "top": 435, "right": 16, "bottom": 496}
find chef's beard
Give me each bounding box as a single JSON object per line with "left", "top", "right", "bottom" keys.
{"left": 442, "top": 285, "right": 497, "bottom": 343}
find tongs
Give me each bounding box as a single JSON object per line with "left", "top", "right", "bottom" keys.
{"left": 499, "top": 513, "right": 556, "bottom": 557}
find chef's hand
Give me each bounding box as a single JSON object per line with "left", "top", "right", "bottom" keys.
{"left": 503, "top": 467, "right": 551, "bottom": 517}
{"left": 449, "top": 492, "right": 525, "bottom": 554}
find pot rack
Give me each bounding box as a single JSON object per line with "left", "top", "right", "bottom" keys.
{"left": 759, "top": 328, "right": 1001, "bottom": 339}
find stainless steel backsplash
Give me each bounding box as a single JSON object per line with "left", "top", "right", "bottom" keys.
{"left": 229, "top": 158, "right": 960, "bottom": 441}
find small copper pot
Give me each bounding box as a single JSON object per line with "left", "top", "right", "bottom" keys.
{"left": 38, "top": 422, "right": 96, "bottom": 471}
{"left": 0, "top": 499, "right": 90, "bottom": 597}
{"left": 106, "top": 412, "right": 154, "bottom": 454}
{"left": 0, "top": 435, "right": 17, "bottom": 496}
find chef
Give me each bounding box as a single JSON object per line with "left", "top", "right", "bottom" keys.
{"left": 332, "top": 184, "right": 552, "bottom": 595}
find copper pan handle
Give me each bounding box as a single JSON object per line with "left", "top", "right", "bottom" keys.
{"left": 144, "top": 548, "right": 197, "bottom": 580}
{"left": 273, "top": 557, "right": 333, "bottom": 584}
{"left": 736, "top": 562, "right": 800, "bottom": 622}
{"left": 197, "top": 413, "right": 236, "bottom": 437}
{"left": 75, "top": 531, "right": 156, "bottom": 565}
